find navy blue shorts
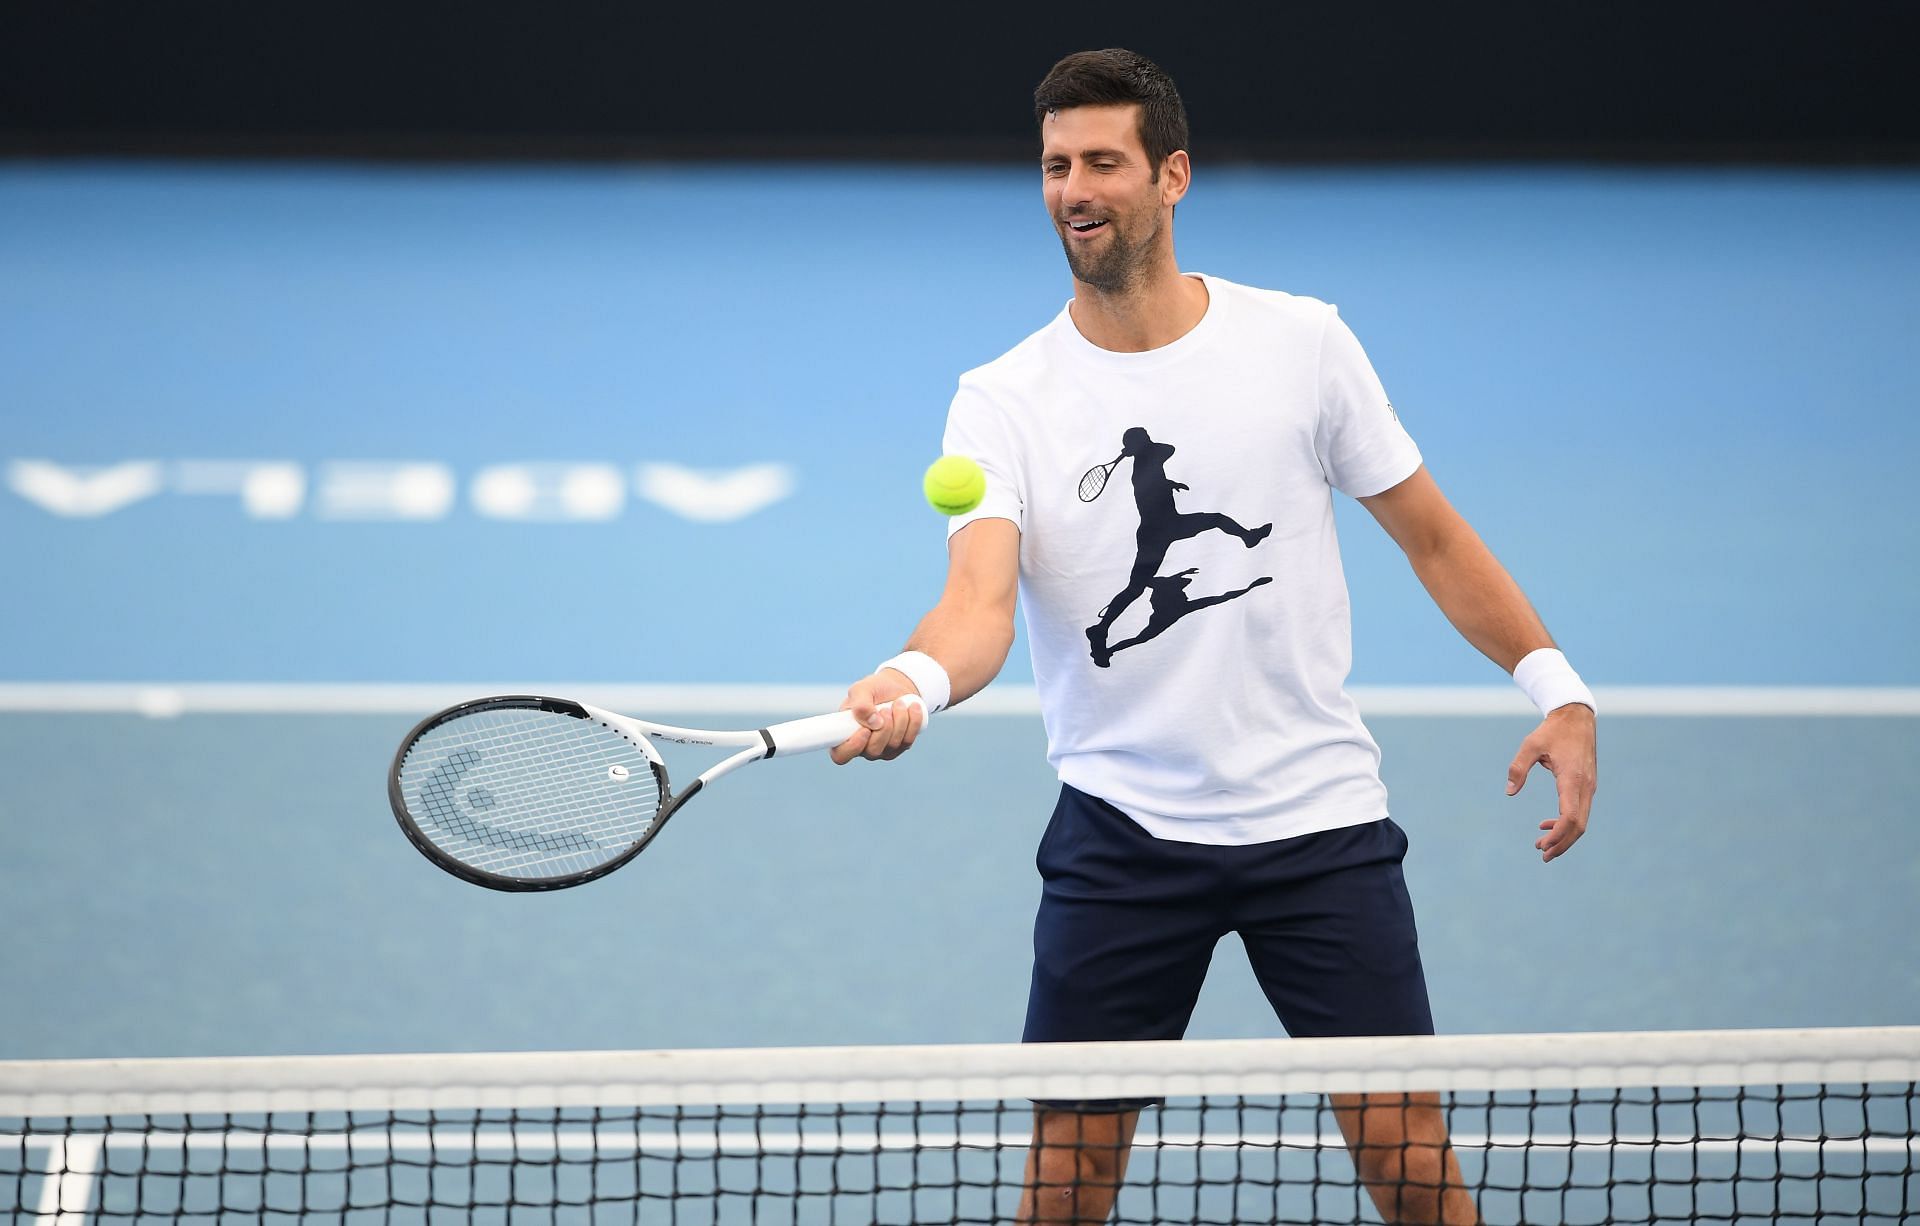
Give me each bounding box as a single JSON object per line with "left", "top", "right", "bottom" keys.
{"left": 1024, "top": 783, "right": 1433, "bottom": 1103}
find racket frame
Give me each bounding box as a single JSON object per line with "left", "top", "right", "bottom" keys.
{"left": 388, "top": 695, "right": 883, "bottom": 892}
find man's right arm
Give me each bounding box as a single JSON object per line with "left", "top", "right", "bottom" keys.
{"left": 830, "top": 517, "right": 1020, "bottom": 765}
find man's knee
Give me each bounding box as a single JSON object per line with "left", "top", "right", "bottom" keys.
{"left": 1034, "top": 1135, "right": 1127, "bottom": 1183}
{"left": 1028, "top": 1145, "right": 1124, "bottom": 1224}
{"left": 1350, "top": 1135, "right": 1444, "bottom": 1185}
{"left": 1335, "top": 1096, "right": 1446, "bottom": 1169}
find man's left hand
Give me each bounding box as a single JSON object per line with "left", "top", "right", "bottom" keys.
{"left": 1507, "top": 704, "right": 1597, "bottom": 863}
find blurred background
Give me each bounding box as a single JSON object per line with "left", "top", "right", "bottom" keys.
{"left": 2, "top": 1, "right": 1916, "bottom": 1060}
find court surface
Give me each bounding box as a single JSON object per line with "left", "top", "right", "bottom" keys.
{"left": 2, "top": 708, "right": 1914, "bottom": 1058}
{"left": 1, "top": 163, "right": 1917, "bottom": 1058}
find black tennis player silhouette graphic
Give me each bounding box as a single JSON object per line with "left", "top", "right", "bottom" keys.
{"left": 1082, "top": 427, "right": 1273, "bottom": 667}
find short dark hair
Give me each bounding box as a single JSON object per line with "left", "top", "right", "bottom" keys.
{"left": 1034, "top": 49, "right": 1189, "bottom": 177}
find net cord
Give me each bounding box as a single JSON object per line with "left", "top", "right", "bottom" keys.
{"left": 4, "top": 1028, "right": 1917, "bottom": 1117}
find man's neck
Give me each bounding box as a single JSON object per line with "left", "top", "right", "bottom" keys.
{"left": 1068, "top": 266, "right": 1209, "bottom": 353}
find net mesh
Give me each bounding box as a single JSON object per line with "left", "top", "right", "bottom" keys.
{"left": 5, "top": 1029, "right": 1915, "bottom": 1224}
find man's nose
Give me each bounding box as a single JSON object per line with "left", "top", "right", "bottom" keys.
{"left": 1059, "top": 163, "right": 1093, "bottom": 209}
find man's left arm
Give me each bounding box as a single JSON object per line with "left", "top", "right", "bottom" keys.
{"left": 1358, "top": 465, "right": 1597, "bottom": 862}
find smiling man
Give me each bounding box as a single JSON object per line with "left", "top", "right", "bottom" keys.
{"left": 832, "top": 48, "right": 1598, "bottom": 1225}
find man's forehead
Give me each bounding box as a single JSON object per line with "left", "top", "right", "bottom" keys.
{"left": 1040, "top": 104, "right": 1145, "bottom": 156}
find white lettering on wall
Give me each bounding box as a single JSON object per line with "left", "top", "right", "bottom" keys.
{"left": 4, "top": 460, "right": 796, "bottom": 523}
{"left": 635, "top": 462, "right": 795, "bottom": 523}
{"left": 172, "top": 461, "right": 307, "bottom": 519}
{"left": 316, "top": 463, "right": 457, "bottom": 521}
{"left": 472, "top": 464, "right": 625, "bottom": 521}
{"left": 7, "top": 460, "right": 165, "bottom": 517}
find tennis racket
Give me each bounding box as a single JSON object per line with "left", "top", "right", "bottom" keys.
{"left": 388, "top": 694, "right": 922, "bottom": 892}
{"left": 1078, "top": 454, "right": 1123, "bottom": 502}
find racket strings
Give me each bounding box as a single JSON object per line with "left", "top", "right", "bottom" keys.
{"left": 416, "top": 748, "right": 603, "bottom": 855}
{"left": 399, "top": 709, "right": 663, "bottom": 881}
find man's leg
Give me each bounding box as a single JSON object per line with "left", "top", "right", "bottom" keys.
{"left": 1231, "top": 818, "right": 1477, "bottom": 1224}
{"left": 1329, "top": 1092, "right": 1479, "bottom": 1225}
{"left": 1021, "top": 786, "right": 1227, "bottom": 1222}
{"left": 1016, "top": 1107, "right": 1140, "bottom": 1224}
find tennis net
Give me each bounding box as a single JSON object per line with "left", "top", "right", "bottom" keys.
{"left": 4, "top": 1027, "right": 1915, "bottom": 1224}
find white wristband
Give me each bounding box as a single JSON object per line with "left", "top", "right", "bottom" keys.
{"left": 876, "top": 650, "right": 952, "bottom": 714}
{"left": 1512, "top": 648, "right": 1595, "bottom": 717}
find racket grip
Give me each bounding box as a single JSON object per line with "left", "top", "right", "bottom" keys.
{"left": 764, "top": 695, "right": 926, "bottom": 757}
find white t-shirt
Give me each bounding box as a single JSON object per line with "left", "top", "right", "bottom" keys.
{"left": 943, "top": 274, "right": 1422, "bottom": 846}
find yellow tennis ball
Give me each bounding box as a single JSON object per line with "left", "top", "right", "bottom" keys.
{"left": 923, "top": 455, "right": 986, "bottom": 516}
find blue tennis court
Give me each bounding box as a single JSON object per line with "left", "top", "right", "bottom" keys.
{"left": 0, "top": 163, "right": 1916, "bottom": 1063}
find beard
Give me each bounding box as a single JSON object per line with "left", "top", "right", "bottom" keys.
{"left": 1057, "top": 210, "right": 1161, "bottom": 293}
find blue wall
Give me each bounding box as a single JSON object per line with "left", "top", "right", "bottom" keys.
{"left": 5, "top": 164, "right": 1916, "bottom": 686}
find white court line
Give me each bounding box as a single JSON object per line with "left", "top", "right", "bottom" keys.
{"left": 0, "top": 683, "right": 1917, "bottom": 718}
{"left": 31, "top": 1134, "right": 99, "bottom": 1226}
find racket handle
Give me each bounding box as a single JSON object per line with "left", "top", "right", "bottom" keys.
{"left": 764, "top": 695, "right": 927, "bottom": 757}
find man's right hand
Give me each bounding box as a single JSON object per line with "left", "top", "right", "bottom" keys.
{"left": 830, "top": 671, "right": 928, "bottom": 764}
{"left": 832, "top": 518, "right": 1020, "bottom": 766}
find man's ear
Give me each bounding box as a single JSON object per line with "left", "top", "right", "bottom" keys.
{"left": 1161, "top": 150, "right": 1192, "bottom": 207}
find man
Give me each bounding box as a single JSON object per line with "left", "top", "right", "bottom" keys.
{"left": 832, "top": 48, "right": 1597, "bottom": 1226}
